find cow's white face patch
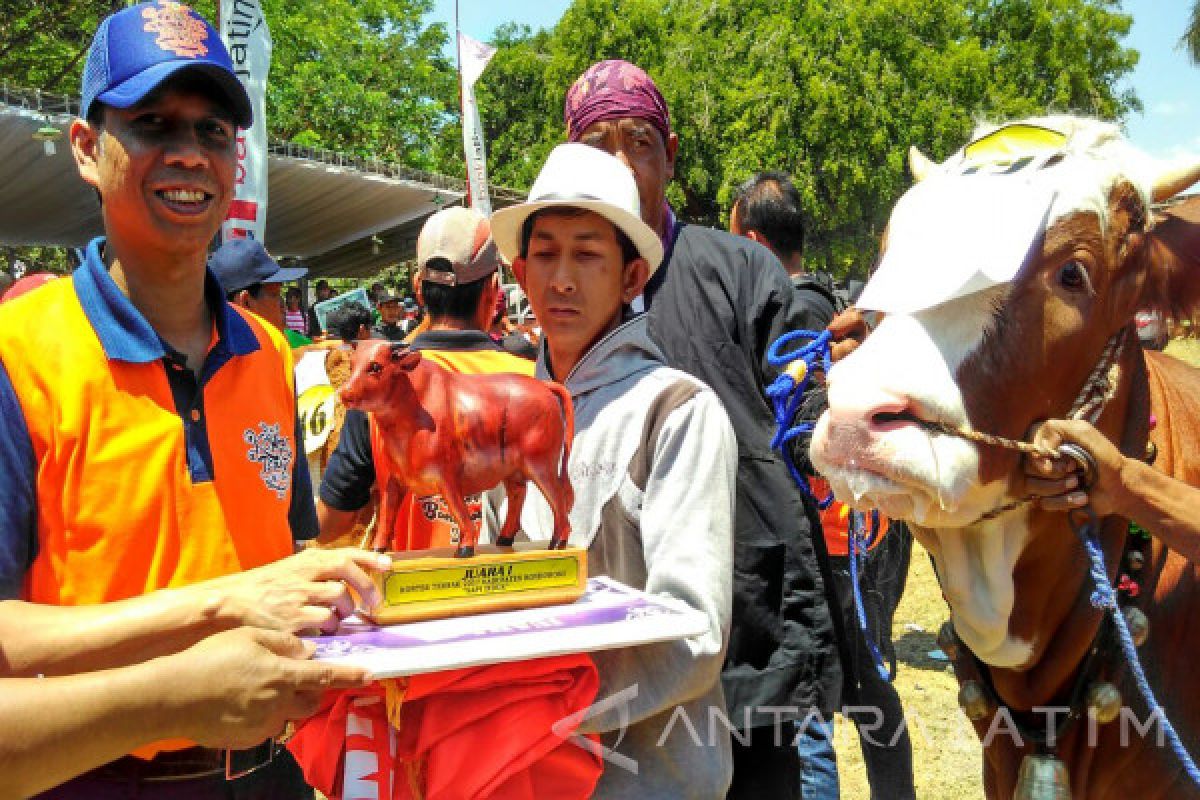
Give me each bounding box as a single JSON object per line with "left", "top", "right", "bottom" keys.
{"left": 811, "top": 286, "right": 1009, "bottom": 527}
{"left": 811, "top": 286, "right": 1038, "bottom": 665}
{"left": 811, "top": 117, "right": 1161, "bottom": 668}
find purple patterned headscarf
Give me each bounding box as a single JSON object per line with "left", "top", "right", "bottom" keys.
{"left": 564, "top": 60, "right": 671, "bottom": 144}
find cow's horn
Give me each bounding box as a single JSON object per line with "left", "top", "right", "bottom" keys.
{"left": 1152, "top": 159, "right": 1200, "bottom": 203}
{"left": 908, "top": 146, "right": 936, "bottom": 183}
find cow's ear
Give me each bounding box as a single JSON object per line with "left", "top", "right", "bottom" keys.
{"left": 390, "top": 345, "right": 421, "bottom": 370}
{"left": 1142, "top": 196, "right": 1200, "bottom": 321}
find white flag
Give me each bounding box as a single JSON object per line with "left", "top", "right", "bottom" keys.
{"left": 459, "top": 31, "right": 497, "bottom": 89}
{"left": 458, "top": 32, "right": 497, "bottom": 215}
{"left": 220, "top": 0, "right": 272, "bottom": 242}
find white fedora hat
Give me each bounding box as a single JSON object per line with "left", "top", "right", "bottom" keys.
{"left": 491, "top": 143, "right": 664, "bottom": 274}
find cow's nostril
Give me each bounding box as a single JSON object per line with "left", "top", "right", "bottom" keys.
{"left": 874, "top": 410, "right": 921, "bottom": 425}
{"left": 870, "top": 408, "right": 924, "bottom": 432}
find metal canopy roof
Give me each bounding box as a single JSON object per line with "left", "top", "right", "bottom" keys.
{"left": 0, "top": 86, "right": 522, "bottom": 278}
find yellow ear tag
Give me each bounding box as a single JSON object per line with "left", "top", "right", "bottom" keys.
{"left": 785, "top": 360, "right": 808, "bottom": 384}
{"left": 961, "top": 123, "right": 1067, "bottom": 173}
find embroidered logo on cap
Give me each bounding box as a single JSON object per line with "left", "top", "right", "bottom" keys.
{"left": 142, "top": 1, "right": 209, "bottom": 59}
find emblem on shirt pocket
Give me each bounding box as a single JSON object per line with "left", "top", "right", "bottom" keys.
{"left": 244, "top": 422, "right": 293, "bottom": 500}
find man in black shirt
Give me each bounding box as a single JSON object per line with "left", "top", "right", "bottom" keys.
{"left": 371, "top": 293, "right": 406, "bottom": 341}
{"left": 731, "top": 171, "right": 915, "bottom": 800}
{"left": 318, "top": 208, "right": 533, "bottom": 549}
{"left": 306, "top": 279, "right": 333, "bottom": 337}
{"left": 564, "top": 60, "right": 846, "bottom": 797}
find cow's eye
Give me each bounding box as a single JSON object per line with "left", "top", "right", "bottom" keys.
{"left": 367, "top": 362, "right": 382, "bottom": 375}
{"left": 1058, "top": 260, "right": 1089, "bottom": 292}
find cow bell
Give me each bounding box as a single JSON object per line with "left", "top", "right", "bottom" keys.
{"left": 1013, "top": 753, "right": 1071, "bottom": 800}
{"left": 1123, "top": 606, "right": 1150, "bottom": 647}
{"left": 958, "top": 680, "right": 994, "bottom": 721}
{"left": 938, "top": 620, "right": 961, "bottom": 662}
{"left": 1086, "top": 681, "right": 1123, "bottom": 725}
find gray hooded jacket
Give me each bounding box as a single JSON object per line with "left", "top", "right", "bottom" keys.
{"left": 519, "top": 314, "right": 736, "bottom": 799}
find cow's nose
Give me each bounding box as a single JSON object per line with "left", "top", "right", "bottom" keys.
{"left": 812, "top": 384, "right": 917, "bottom": 470}
{"left": 825, "top": 383, "right": 915, "bottom": 435}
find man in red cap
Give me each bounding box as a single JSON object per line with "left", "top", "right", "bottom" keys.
{"left": 0, "top": 272, "right": 57, "bottom": 303}
{"left": 565, "top": 59, "right": 851, "bottom": 798}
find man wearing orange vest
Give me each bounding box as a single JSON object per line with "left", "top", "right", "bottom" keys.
{"left": 0, "top": 3, "right": 387, "bottom": 796}
{"left": 318, "top": 207, "right": 535, "bottom": 550}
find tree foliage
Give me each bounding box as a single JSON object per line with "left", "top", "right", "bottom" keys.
{"left": 0, "top": 0, "right": 1141, "bottom": 278}
{"left": 0, "top": 0, "right": 456, "bottom": 169}
{"left": 476, "top": 0, "right": 1139, "bottom": 276}
{"left": 251, "top": 0, "right": 455, "bottom": 169}
{"left": 0, "top": 1, "right": 125, "bottom": 93}
{"left": 1187, "top": 1, "right": 1200, "bottom": 64}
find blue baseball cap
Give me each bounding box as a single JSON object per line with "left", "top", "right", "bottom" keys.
{"left": 81, "top": 1, "right": 252, "bottom": 128}
{"left": 209, "top": 239, "right": 307, "bottom": 294}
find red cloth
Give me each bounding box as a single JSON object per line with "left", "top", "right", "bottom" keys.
{"left": 289, "top": 654, "right": 603, "bottom": 800}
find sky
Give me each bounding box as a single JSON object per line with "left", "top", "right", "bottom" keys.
{"left": 1120, "top": 0, "right": 1200, "bottom": 162}
{"left": 428, "top": 0, "right": 1199, "bottom": 163}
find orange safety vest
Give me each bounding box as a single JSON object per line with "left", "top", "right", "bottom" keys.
{"left": 809, "top": 477, "right": 888, "bottom": 557}
{"left": 0, "top": 245, "right": 301, "bottom": 756}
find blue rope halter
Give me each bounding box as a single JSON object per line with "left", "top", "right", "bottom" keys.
{"left": 767, "top": 329, "right": 892, "bottom": 682}
{"left": 1071, "top": 507, "right": 1200, "bottom": 786}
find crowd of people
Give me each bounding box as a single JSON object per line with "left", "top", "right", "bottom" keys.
{"left": 3, "top": 2, "right": 1199, "bottom": 799}
{"left": 175, "top": 242, "right": 544, "bottom": 360}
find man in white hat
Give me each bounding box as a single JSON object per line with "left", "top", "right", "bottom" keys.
{"left": 491, "top": 142, "right": 737, "bottom": 799}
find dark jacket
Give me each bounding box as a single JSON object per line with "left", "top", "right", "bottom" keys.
{"left": 371, "top": 322, "right": 407, "bottom": 342}
{"left": 790, "top": 272, "right": 841, "bottom": 319}
{"left": 642, "top": 223, "right": 843, "bottom": 724}
{"left": 306, "top": 305, "right": 323, "bottom": 337}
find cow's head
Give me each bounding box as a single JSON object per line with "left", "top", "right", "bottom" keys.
{"left": 339, "top": 340, "right": 423, "bottom": 412}
{"left": 810, "top": 117, "right": 1200, "bottom": 665}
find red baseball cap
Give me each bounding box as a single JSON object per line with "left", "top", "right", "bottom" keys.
{"left": 1, "top": 273, "right": 57, "bottom": 303}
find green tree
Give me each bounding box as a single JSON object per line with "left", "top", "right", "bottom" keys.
{"left": 470, "top": 24, "right": 558, "bottom": 192}
{"left": 478, "top": 0, "right": 1139, "bottom": 277}
{"left": 0, "top": 0, "right": 456, "bottom": 169}
{"left": 1186, "top": 1, "right": 1200, "bottom": 63}
{"left": 256, "top": 0, "right": 456, "bottom": 168}
{"left": 0, "top": 1, "right": 124, "bottom": 93}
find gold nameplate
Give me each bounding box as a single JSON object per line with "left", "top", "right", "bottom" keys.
{"left": 362, "top": 543, "right": 588, "bottom": 625}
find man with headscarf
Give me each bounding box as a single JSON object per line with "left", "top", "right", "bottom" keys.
{"left": 564, "top": 60, "right": 852, "bottom": 798}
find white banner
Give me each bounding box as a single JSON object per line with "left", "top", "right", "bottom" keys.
{"left": 458, "top": 32, "right": 496, "bottom": 216}
{"left": 220, "top": 0, "right": 272, "bottom": 242}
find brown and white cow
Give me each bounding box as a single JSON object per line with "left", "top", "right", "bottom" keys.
{"left": 811, "top": 116, "right": 1200, "bottom": 798}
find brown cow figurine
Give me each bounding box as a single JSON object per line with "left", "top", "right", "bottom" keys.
{"left": 811, "top": 117, "right": 1200, "bottom": 798}
{"left": 339, "top": 340, "right": 574, "bottom": 557}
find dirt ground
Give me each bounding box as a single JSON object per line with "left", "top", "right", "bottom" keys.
{"left": 835, "top": 541, "right": 986, "bottom": 799}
